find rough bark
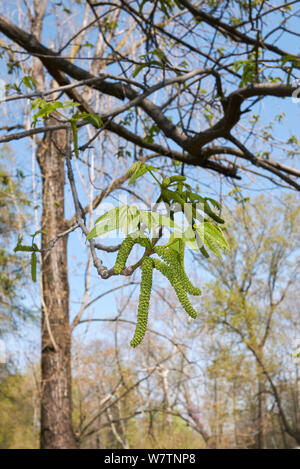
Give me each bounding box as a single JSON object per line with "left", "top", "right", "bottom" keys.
{"left": 37, "top": 117, "right": 78, "bottom": 449}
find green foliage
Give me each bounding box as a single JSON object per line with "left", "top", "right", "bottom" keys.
{"left": 199, "top": 193, "right": 300, "bottom": 353}
{"left": 0, "top": 149, "right": 32, "bottom": 329}
{"left": 232, "top": 51, "right": 261, "bottom": 87}
{"left": 154, "top": 243, "right": 201, "bottom": 296}
{"left": 139, "top": 0, "right": 184, "bottom": 17}
{"left": 13, "top": 233, "right": 42, "bottom": 283}
{"left": 30, "top": 98, "right": 102, "bottom": 157}
{"left": 281, "top": 55, "right": 300, "bottom": 86}
{"left": 21, "top": 76, "right": 37, "bottom": 90}
{"left": 87, "top": 162, "right": 229, "bottom": 346}
{"left": 113, "top": 232, "right": 151, "bottom": 274}
{"left": 152, "top": 257, "right": 197, "bottom": 319}
{"left": 87, "top": 204, "right": 179, "bottom": 240}
{"left": 133, "top": 48, "right": 169, "bottom": 78}
{"left": 126, "top": 161, "right": 158, "bottom": 184}
{"left": 30, "top": 252, "right": 37, "bottom": 283}
{"left": 31, "top": 98, "right": 74, "bottom": 127}
{"left": 0, "top": 370, "right": 39, "bottom": 449}
{"left": 70, "top": 111, "right": 103, "bottom": 157}
{"left": 196, "top": 222, "right": 229, "bottom": 259}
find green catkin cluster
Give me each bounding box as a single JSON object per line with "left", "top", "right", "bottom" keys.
{"left": 130, "top": 257, "right": 153, "bottom": 347}
{"left": 115, "top": 236, "right": 200, "bottom": 346}
{"left": 154, "top": 245, "right": 201, "bottom": 296}
{"left": 114, "top": 234, "right": 150, "bottom": 274}
{"left": 152, "top": 258, "right": 197, "bottom": 319}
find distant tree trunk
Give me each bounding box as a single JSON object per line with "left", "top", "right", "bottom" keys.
{"left": 37, "top": 118, "right": 78, "bottom": 449}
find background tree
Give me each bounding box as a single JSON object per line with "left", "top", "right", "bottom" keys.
{"left": 0, "top": 144, "right": 31, "bottom": 332}
{"left": 195, "top": 193, "right": 300, "bottom": 447}
{"left": 0, "top": 365, "right": 39, "bottom": 449}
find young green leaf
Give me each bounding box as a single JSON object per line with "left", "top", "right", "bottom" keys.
{"left": 128, "top": 162, "right": 148, "bottom": 184}
{"left": 70, "top": 120, "right": 79, "bottom": 157}
{"left": 196, "top": 222, "right": 229, "bottom": 258}
{"left": 87, "top": 207, "right": 123, "bottom": 240}
{"left": 22, "top": 76, "right": 37, "bottom": 90}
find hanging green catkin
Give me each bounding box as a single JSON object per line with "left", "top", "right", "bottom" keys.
{"left": 114, "top": 234, "right": 151, "bottom": 274}
{"left": 136, "top": 236, "right": 151, "bottom": 250}
{"left": 179, "top": 238, "right": 185, "bottom": 268}
{"left": 153, "top": 258, "right": 197, "bottom": 319}
{"left": 114, "top": 235, "right": 136, "bottom": 274}
{"left": 177, "top": 239, "right": 201, "bottom": 295}
{"left": 154, "top": 246, "right": 201, "bottom": 296}
{"left": 130, "top": 257, "right": 153, "bottom": 347}
{"left": 31, "top": 252, "right": 37, "bottom": 283}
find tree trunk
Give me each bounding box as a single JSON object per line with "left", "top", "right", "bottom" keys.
{"left": 37, "top": 118, "right": 78, "bottom": 449}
